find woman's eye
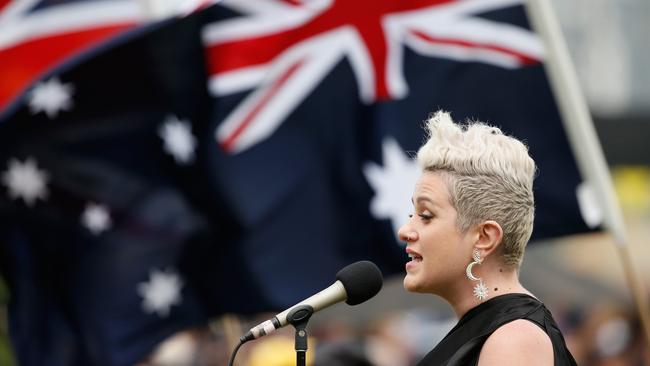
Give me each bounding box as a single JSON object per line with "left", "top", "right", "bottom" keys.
{"left": 418, "top": 213, "right": 433, "bottom": 220}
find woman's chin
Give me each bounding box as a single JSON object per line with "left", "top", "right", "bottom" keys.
{"left": 403, "top": 275, "right": 425, "bottom": 293}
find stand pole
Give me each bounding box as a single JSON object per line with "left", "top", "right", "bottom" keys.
{"left": 286, "top": 305, "right": 314, "bottom": 366}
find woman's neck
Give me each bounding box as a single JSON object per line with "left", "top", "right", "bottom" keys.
{"left": 445, "top": 264, "right": 531, "bottom": 318}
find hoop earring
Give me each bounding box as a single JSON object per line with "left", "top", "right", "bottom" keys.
{"left": 465, "top": 249, "right": 488, "bottom": 301}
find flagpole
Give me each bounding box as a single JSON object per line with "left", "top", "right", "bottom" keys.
{"left": 524, "top": 0, "right": 650, "bottom": 347}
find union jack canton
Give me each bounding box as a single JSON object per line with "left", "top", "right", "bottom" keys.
{"left": 203, "top": 0, "right": 544, "bottom": 153}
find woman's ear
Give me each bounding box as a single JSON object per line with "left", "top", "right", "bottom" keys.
{"left": 473, "top": 220, "right": 503, "bottom": 257}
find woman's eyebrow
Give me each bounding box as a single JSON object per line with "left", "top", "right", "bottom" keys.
{"left": 412, "top": 196, "right": 437, "bottom": 207}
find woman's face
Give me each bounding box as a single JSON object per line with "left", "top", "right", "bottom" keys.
{"left": 398, "top": 171, "right": 475, "bottom": 295}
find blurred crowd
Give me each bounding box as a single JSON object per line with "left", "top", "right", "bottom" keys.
{"left": 138, "top": 298, "right": 650, "bottom": 366}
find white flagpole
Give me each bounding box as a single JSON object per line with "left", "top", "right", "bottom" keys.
{"left": 524, "top": 0, "right": 650, "bottom": 346}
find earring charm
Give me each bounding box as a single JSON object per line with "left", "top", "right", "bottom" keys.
{"left": 465, "top": 249, "right": 488, "bottom": 301}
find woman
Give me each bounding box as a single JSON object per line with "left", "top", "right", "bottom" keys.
{"left": 398, "top": 111, "right": 577, "bottom": 365}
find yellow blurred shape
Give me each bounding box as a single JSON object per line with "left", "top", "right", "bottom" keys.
{"left": 247, "top": 335, "right": 316, "bottom": 366}
{"left": 612, "top": 165, "right": 650, "bottom": 213}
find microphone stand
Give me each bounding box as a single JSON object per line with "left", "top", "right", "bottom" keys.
{"left": 286, "top": 305, "right": 314, "bottom": 366}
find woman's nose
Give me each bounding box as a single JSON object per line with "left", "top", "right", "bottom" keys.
{"left": 398, "top": 224, "right": 417, "bottom": 242}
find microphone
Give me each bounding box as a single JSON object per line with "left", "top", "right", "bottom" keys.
{"left": 241, "top": 260, "right": 383, "bottom": 342}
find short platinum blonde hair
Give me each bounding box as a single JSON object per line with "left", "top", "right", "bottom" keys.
{"left": 417, "top": 111, "right": 536, "bottom": 267}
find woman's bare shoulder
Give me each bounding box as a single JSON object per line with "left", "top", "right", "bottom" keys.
{"left": 477, "top": 319, "right": 554, "bottom": 366}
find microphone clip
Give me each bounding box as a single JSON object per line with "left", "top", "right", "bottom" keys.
{"left": 286, "top": 305, "right": 314, "bottom": 366}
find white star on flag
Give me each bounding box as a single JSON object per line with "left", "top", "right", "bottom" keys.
{"left": 159, "top": 115, "right": 197, "bottom": 164}
{"left": 28, "top": 78, "right": 74, "bottom": 119}
{"left": 363, "top": 138, "right": 420, "bottom": 239}
{"left": 137, "top": 268, "right": 184, "bottom": 317}
{"left": 81, "top": 203, "right": 112, "bottom": 235}
{"left": 1, "top": 157, "right": 49, "bottom": 206}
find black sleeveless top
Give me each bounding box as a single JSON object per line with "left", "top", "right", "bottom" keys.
{"left": 416, "top": 293, "right": 577, "bottom": 365}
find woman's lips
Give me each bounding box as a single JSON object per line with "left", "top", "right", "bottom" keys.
{"left": 405, "top": 248, "right": 423, "bottom": 270}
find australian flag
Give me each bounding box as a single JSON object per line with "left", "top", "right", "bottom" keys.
{"left": 0, "top": 3, "right": 257, "bottom": 366}
{"left": 0, "top": 0, "right": 597, "bottom": 365}
{"left": 201, "top": 0, "right": 597, "bottom": 307}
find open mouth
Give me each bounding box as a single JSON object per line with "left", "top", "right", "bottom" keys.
{"left": 406, "top": 249, "right": 423, "bottom": 262}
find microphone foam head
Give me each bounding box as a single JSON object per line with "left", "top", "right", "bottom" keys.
{"left": 335, "top": 261, "right": 383, "bottom": 305}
